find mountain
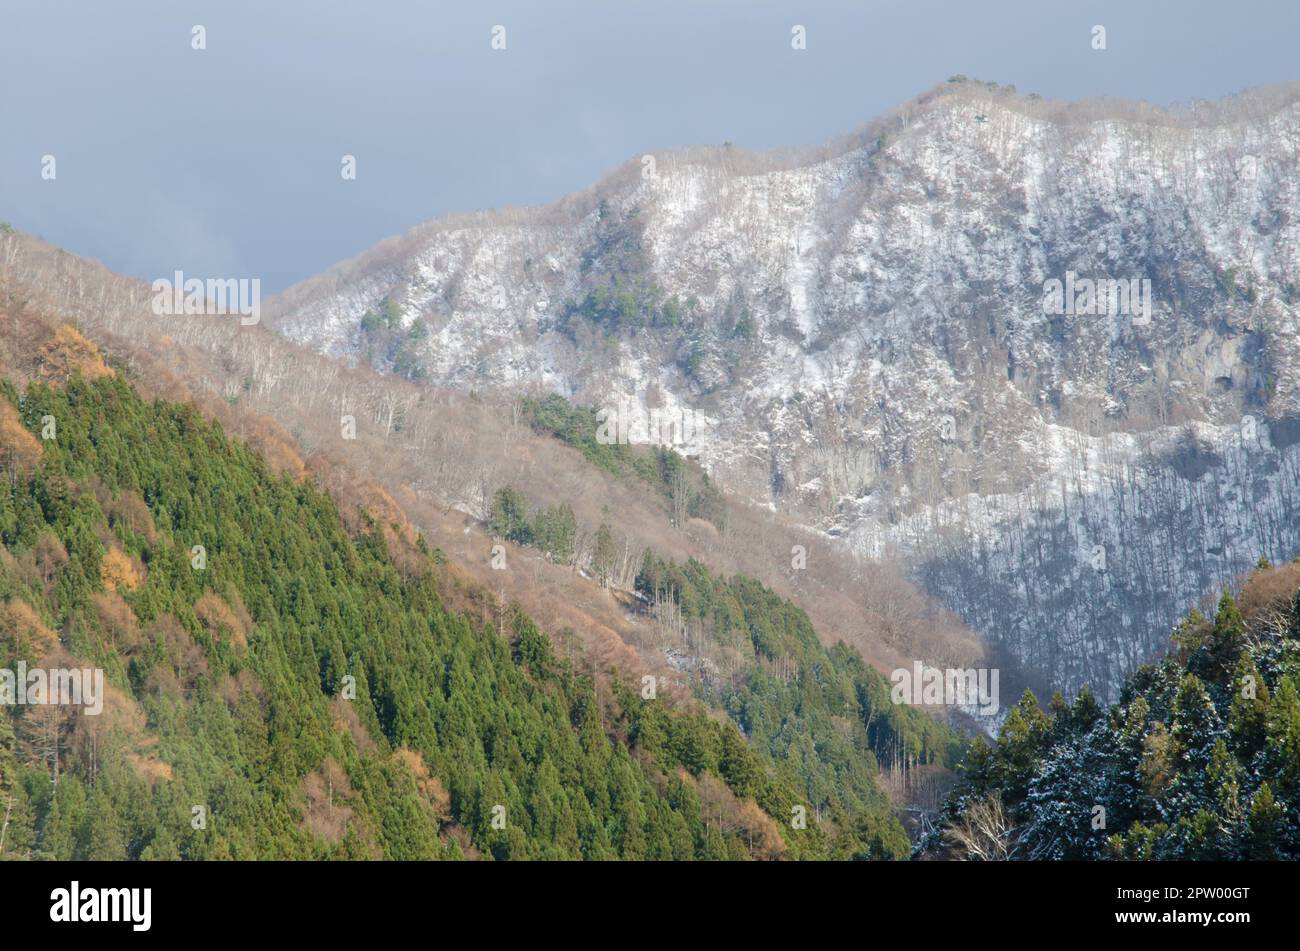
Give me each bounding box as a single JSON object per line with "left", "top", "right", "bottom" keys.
{"left": 0, "top": 224, "right": 984, "bottom": 704}
{"left": 267, "top": 80, "right": 1300, "bottom": 700}
{"left": 0, "top": 318, "right": 966, "bottom": 859}
{"left": 0, "top": 230, "right": 971, "bottom": 859}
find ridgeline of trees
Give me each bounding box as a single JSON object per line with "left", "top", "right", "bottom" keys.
{"left": 518, "top": 393, "right": 725, "bottom": 530}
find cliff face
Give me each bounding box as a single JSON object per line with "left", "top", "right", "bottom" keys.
{"left": 267, "top": 81, "right": 1300, "bottom": 699}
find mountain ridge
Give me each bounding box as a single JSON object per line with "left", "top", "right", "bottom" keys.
{"left": 265, "top": 79, "right": 1300, "bottom": 700}
{"left": 270, "top": 79, "right": 1300, "bottom": 312}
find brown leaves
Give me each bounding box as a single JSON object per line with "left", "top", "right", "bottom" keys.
{"left": 140, "top": 614, "right": 207, "bottom": 698}
{"left": 689, "top": 770, "right": 788, "bottom": 860}
{"left": 299, "top": 758, "right": 355, "bottom": 845}
{"left": 329, "top": 694, "right": 374, "bottom": 754}
{"left": 105, "top": 489, "right": 158, "bottom": 546}
{"left": 0, "top": 400, "right": 41, "bottom": 474}
{"left": 734, "top": 799, "right": 787, "bottom": 859}
{"left": 37, "top": 324, "right": 113, "bottom": 385}
{"left": 393, "top": 747, "right": 451, "bottom": 822}
{"left": 27, "top": 532, "right": 67, "bottom": 594}
{"left": 70, "top": 678, "right": 172, "bottom": 786}
{"left": 91, "top": 591, "right": 141, "bottom": 651}
{"left": 230, "top": 412, "right": 306, "bottom": 482}
{"left": 100, "top": 546, "right": 144, "bottom": 592}
{"left": 0, "top": 598, "right": 59, "bottom": 657}
{"left": 1236, "top": 560, "right": 1300, "bottom": 636}
{"left": 194, "top": 591, "right": 250, "bottom": 651}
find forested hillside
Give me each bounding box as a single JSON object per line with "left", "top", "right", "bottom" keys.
{"left": 485, "top": 481, "right": 963, "bottom": 823}
{"left": 268, "top": 82, "right": 1300, "bottom": 704}
{"left": 0, "top": 347, "right": 937, "bottom": 859}
{"left": 923, "top": 563, "right": 1300, "bottom": 860}
{"left": 0, "top": 224, "right": 985, "bottom": 723}
{"left": 632, "top": 553, "right": 962, "bottom": 797}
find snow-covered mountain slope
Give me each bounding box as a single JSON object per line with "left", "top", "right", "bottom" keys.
{"left": 267, "top": 80, "right": 1300, "bottom": 699}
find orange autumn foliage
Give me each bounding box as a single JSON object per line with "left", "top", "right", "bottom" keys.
{"left": 393, "top": 747, "right": 452, "bottom": 821}
{"left": 100, "top": 546, "right": 144, "bottom": 592}
{"left": 37, "top": 324, "right": 114, "bottom": 385}
{"left": 1237, "top": 560, "right": 1300, "bottom": 627}
{"left": 92, "top": 590, "right": 142, "bottom": 650}
{"left": 1, "top": 598, "right": 60, "bottom": 656}
{"left": 0, "top": 399, "right": 42, "bottom": 473}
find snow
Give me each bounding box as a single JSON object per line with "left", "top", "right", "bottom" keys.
{"left": 267, "top": 87, "right": 1300, "bottom": 699}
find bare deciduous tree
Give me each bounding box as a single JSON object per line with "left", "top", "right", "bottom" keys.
{"left": 942, "top": 793, "right": 1020, "bottom": 861}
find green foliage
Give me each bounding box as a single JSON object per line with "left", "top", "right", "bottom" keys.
{"left": 591, "top": 523, "right": 617, "bottom": 588}
{"left": 926, "top": 568, "right": 1300, "bottom": 859}
{"left": 357, "top": 297, "right": 427, "bottom": 382}
{"left": 633, "top": 551, "right": 964, "bottom": 856}
{"left": 469, "top": 477, "right": 964, "bottom": 858}
{"left": 489, "top": 487, "right": 534, "bottom": 546}
{"left": 562, "top": 276, "right": 690, "bottom": 336}
{"left": 518, "top": 393, "right": 724, "bottom": 530}
{"left": 518, "top": 394, "right": 631, "bottom": 476}
{"left": 488, "top": 487, "right": 574, "bottom": 564}
{"left": 0, "top": 372, "right": 866, "bottom": 860}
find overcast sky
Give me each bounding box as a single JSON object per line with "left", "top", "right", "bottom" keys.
{"left": 1, "top": 0, "right": 1296, "bottom": 293}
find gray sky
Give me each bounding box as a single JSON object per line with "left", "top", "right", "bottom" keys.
{"left": 1, "top": 0, "right": 1296, "bottom": 293}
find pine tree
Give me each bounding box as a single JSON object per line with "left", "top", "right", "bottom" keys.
{"left": 1228, "top": 652, "right": 1270, "bottom": 759}
{"left": 1206, "top": 738, "right": 1243, "bottom": 847}
{"left": 592, "top": 523, "right": 617, "bottom": 587}
{"left": 1171, "top": 673, "right": 1220, "bottom": 775}
{"left": 1265, "top": 676, "right": 1300, "bottom": 798}
{"left": 1245, "top": 782, "right": 1283, "bottom": 859}
{"left": 1204, "top": 591, "right": 1246, "bottom": 680}
{"left": 993, "top": 690, "right": 1050, "bottom": 812}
